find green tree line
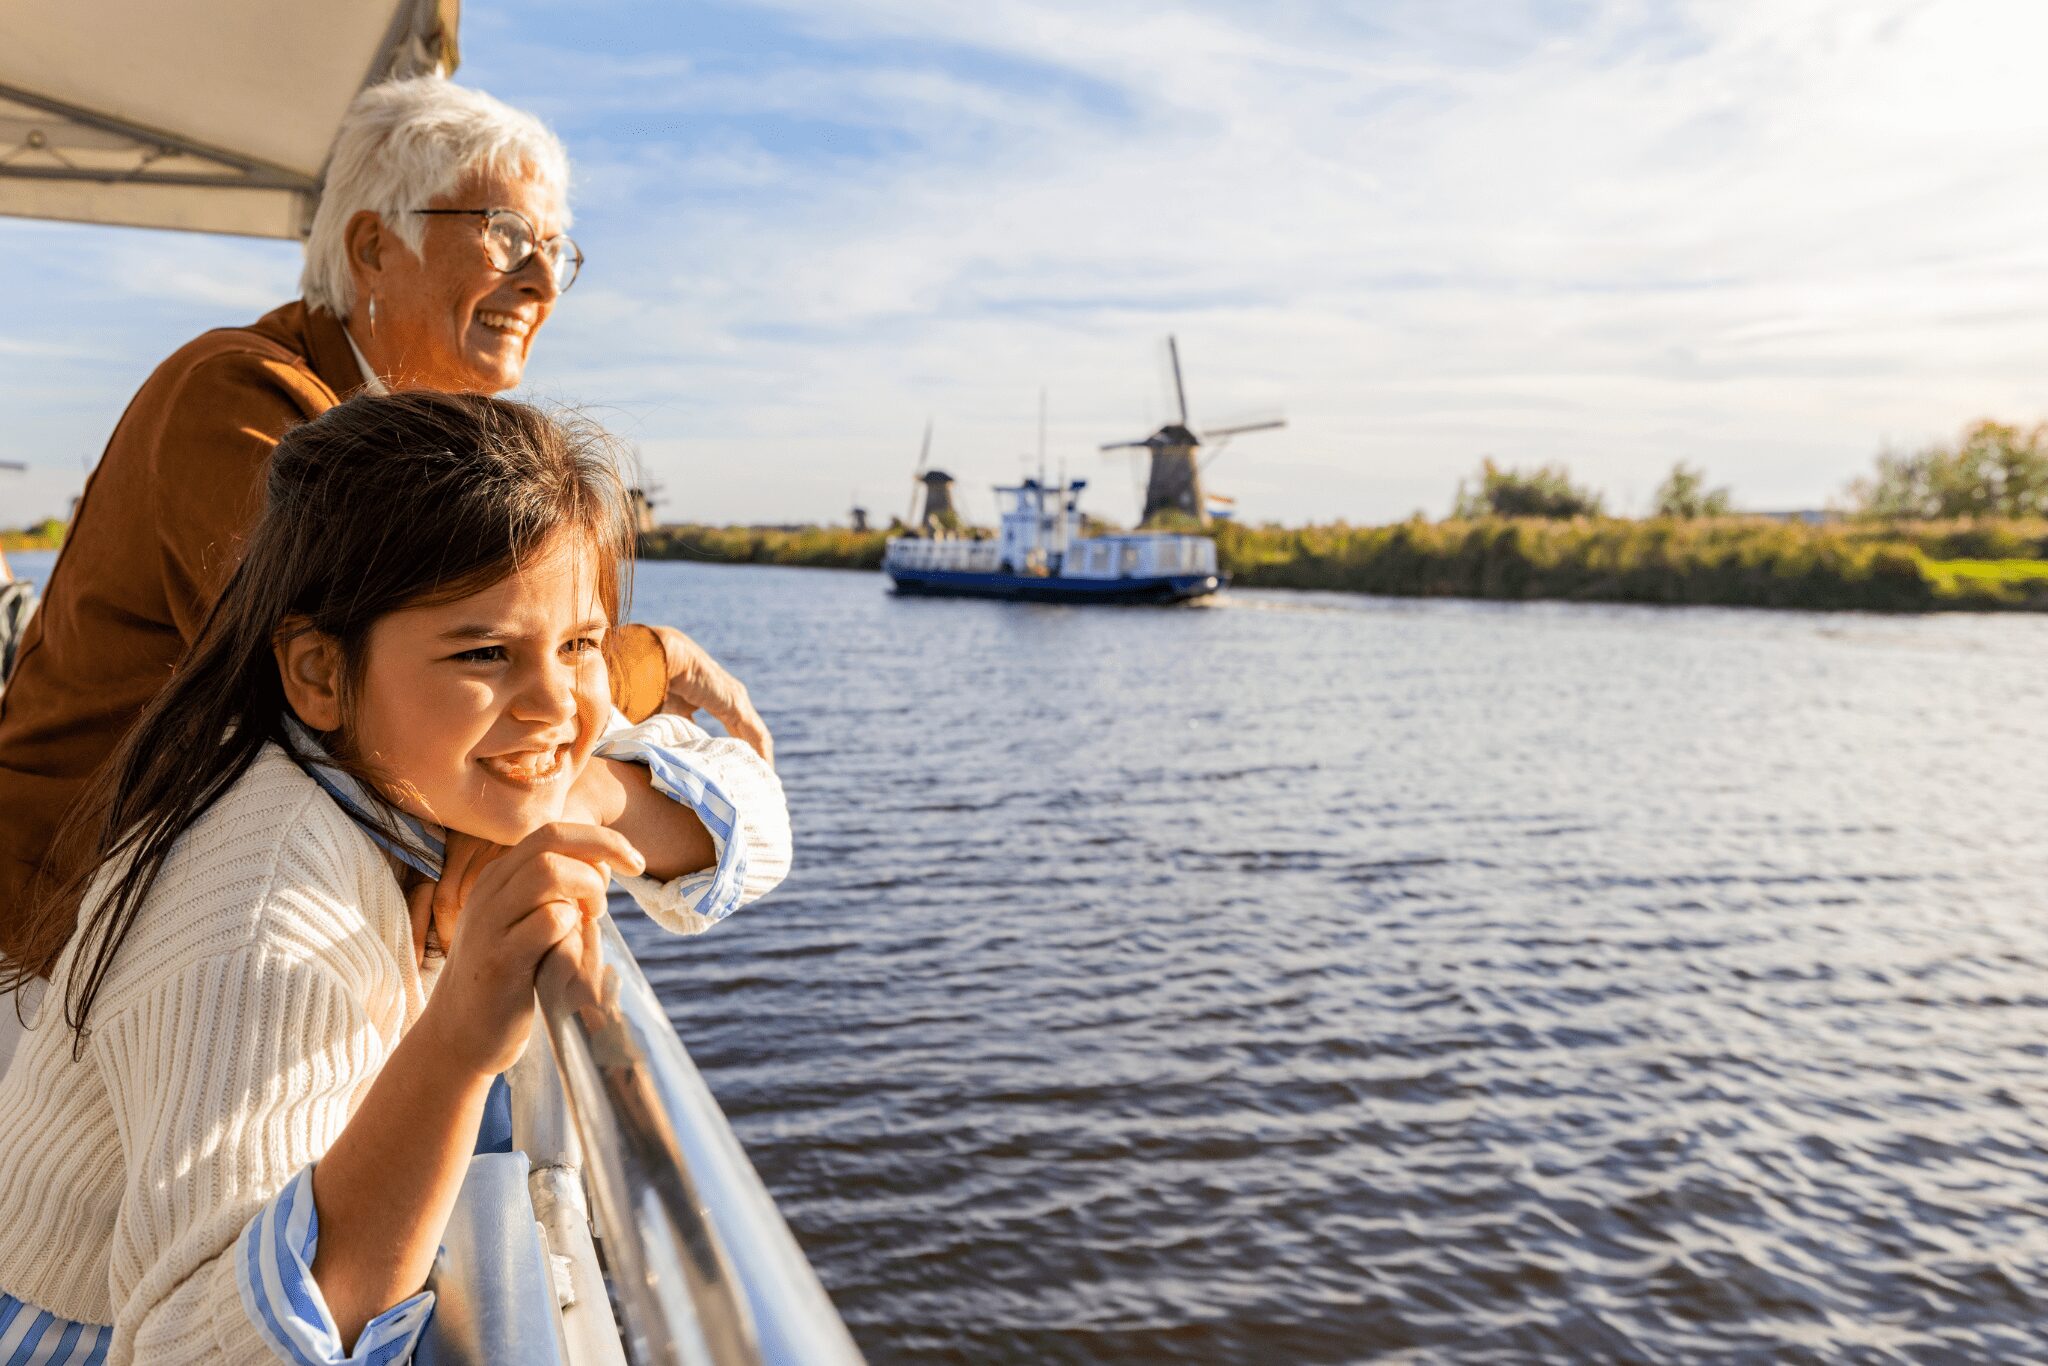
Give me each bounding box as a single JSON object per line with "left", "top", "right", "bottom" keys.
{"left": 1456, "top": 418, "right": 2048, "bottom": 523}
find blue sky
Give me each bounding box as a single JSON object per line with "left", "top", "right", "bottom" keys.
{"left": 6, "top": 0, "right": 2048, "bottom": 528}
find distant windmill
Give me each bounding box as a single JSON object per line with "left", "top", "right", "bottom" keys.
{"left": 903, "top": 419, "right": 960, "bottom": 532}
{"left": 624, "top": 480, "right": 662, "bottom": 535}
{"left": 1099, "top": 336, "right": 1285, "bottom": 525}
{"left": 849, "top": 493, "right": 870, "bottom": 533}
{"left": 917, "top": 470, "right": 958, "bottom": 532}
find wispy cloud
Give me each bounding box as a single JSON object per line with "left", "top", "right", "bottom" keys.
{"left": 8, "top": 0, "right": 2048, "bottom": 525}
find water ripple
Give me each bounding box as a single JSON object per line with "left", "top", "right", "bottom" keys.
{"left": 604, "top": 562, "right": 2048, "bottom": 1364}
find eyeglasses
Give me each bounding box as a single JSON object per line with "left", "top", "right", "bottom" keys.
{"left": 414, "top": 207, "right": 584, "bottom": 292}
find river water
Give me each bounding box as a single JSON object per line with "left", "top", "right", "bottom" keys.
{"left": 13, "top": 552, "right": 2048, "bottom": 1362}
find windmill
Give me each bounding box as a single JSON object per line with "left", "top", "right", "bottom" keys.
{"left": 903, "top": 419, "right": 958, "bottom": 533}
{"left": 624, "top": 482, "right": 660, "bottom": 535}
{"left": 1099, "top": 336, "right": 1285, "bottom": 525}
{"left": 849, "top": 493, "right": 869, "bottom": 534}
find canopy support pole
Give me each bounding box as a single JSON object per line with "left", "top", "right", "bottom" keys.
{"left": 0, "top": 80, "right": 316, "bottom": 191}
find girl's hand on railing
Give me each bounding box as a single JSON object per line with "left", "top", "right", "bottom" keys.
{"left": 424, "top": 821, "right": 645, "bottom": 1078}
{"left": 423, "top": 830, "right": 511, "bottom": 961}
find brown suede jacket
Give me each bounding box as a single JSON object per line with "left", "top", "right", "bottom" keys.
{"left": 0, "top": 300, "right": 668, "bottom": 966}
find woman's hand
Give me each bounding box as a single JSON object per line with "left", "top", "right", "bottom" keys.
{"left": 419, "top": 821, "right": 644, "bottom": 1078}
{"left": 651, "top": 625, "right": 774, "bottom": 764}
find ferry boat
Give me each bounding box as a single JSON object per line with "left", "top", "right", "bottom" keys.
{"left": 884, "top": 478, "right": 1226, "bottom": 604}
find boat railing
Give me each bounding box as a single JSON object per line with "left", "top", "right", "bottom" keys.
{"left": 1060, "top": 534, "right": 1217, "bottom": 580}
{"left": 883, "top": 537, "right": 1002, "bottom": 573}
{"left": 495, "top": 896, "right": 865, "bottom": 1366}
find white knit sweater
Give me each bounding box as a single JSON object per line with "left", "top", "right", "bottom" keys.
{"left": 0, "top": 723, "right": 789, "bottom": 1364}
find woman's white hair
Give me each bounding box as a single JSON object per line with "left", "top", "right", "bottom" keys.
{"left": 300, "top": 76, "right": 571, "bottom": 317}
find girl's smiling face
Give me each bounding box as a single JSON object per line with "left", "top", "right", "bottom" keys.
{"left": 346, "top": 532, "right": 613, "bottom": 845}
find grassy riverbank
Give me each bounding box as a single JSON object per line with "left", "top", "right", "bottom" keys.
{"left": 639, "top": 524, "right": 890, "bottom": 570}
{"left": 633, "top": 517, "right": 2048, "bottom": 611}
{"left": 1211, "top": 517, "right": 2048, "bottom": 611}
{"left": 0, "top": 520, "right": 65, "bottom": 553}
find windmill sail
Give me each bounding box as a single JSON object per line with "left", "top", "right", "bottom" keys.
{"left": 905, "top": 418, "right": 932, "bottom": 527}
{"left": 1168, "top": 335, "right": 1189, "bottom": 427}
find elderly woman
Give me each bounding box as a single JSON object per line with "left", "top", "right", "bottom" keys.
{"left": 0, "top": 78, "right": 768, "bottom": 996}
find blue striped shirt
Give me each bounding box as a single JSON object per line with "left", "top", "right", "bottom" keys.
{"left": 0, "top": 1299, "right": 108, "bottom": 1366}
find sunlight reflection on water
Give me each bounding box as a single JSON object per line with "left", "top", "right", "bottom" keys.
{"left": 615, "top": 564, "right": 2048, "bottom": 1363}
{"left": 20, "top": 550, "right": 2048, "bottom": 1363}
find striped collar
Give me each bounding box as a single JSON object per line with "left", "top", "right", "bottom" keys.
{"left": 281, "top": 719, "right": 444, "bottom": 880}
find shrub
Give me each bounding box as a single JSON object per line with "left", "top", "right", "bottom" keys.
{"left": 1451, "top": 459, "right": 1605, "bottom": 519}
{"left": 1653, "top": 463, "right": 1733, "bottom": 518}
{"left": 1849, "top": 420, "right": 2048, "bottom": 519}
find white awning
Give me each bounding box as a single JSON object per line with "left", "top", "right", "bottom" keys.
{"left": 0, "top": 0, "right": 459, "bottom": 239}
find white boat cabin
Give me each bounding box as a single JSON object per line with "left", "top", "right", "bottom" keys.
{"left": 884, "top": 478, "right": 1218, "bottom": 581}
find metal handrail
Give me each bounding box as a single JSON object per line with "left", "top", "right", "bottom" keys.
{"left": 534, "top": 903, "right": 865, "bottom": 1366}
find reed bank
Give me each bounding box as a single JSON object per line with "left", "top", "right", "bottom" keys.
{"left": 632, "top": 517, "right": 2048, "bottom": 614}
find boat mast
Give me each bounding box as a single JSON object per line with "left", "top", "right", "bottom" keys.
{"left": 1037, "top": 387, "right": 1051, "bottom": 565}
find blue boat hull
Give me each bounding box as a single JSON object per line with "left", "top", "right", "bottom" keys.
{"left": 888, "top": 568, "right": 1226, "bottom": 604}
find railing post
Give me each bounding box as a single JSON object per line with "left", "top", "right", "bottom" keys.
{"left": 536, "top": 908, "right": 866, "bottom": 1366}
{"left": 507, "top": 1019, "right": 630, "bottom": 1366}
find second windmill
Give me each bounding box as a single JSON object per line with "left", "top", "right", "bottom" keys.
{"left": 1100, "top": 336, "right": 1286, "bottom": 526}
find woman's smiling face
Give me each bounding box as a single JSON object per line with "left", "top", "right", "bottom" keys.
{"left": 348, "top": 532, "right": 613, "bottom": 845}
{"left": 359, "top": 166, "right": 566, "bottom": 394}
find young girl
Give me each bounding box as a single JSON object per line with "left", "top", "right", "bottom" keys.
{"left": 0, "top": 393, "right": 790, "bottom": 1365}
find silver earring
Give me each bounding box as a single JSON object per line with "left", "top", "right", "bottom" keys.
{"left": 367, "top": 293, "right": 378, "bottom": 336}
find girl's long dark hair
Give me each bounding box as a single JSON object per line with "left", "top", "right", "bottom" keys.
{"left": 3, "top": 391, "right": 635, "bottom": 1044}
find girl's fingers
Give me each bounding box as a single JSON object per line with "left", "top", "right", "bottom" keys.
{"left": 537, "top": 915, "right": 605, "bottom": 1007}
{"left": 506, "top": 898, "right": 583, "bottom": 969}
{"left": 468, "top": 824, "right": 641, "bottom": 908}
{"left": 406, "top": 880, "right": 436, "bottom": 966}
{"left": 434, "top": 830, "right": 509, "bottom": 926}
{"left": 513, "top": 821, "right": 646, "bottom": 879}
{"left": 492, "top": 853, "right": 610, "bottom": 931}
{"left": 457, "top": 836, "right": 508, "bottom": 898}
{"left": 446, "top": 823, "right": 643, "bottom": 977}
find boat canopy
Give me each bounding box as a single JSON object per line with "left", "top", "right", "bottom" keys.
{"left": 0, "top": 0, "right": 459, "bottom": 239}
